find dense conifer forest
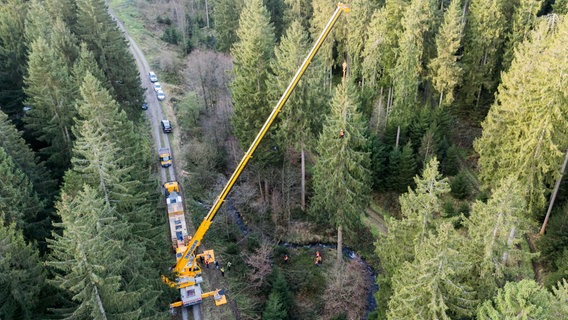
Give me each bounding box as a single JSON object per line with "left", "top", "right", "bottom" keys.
{"left": 1, "top": 0, "right": 567, "bottom": 319}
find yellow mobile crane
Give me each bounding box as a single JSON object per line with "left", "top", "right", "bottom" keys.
{"left": 163, "top": 2, "right": 350, "bottom": 310}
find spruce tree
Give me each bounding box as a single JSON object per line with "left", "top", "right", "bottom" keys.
{"left": 460, "top": 0, "right": 506, "bottom": 112}
{"left": 262, "top": 291, "right": 287, "bottom": 320}
{"left": 428, "top": 0, "right": 464, "bottom": 108}
{"left": 270, "top": 19, "right": 327, "bottom": 211}
{"left": 391, "top": 0, "right": 437, "bottom": 127}
{"left": 75, "top": 0, "right": 143, "bottom": 117}
{"left": 24, "top": 36, "right": 76, "bottom": 178}
{"left": 0, "top": 147, "right": 44, "bottom": 242}
{"left": 24, "top": 0, "right": 53, "bottom": 51}
{"left": 310, "top": 74, "right": 371, "bottom": 265}
{"left": 230, "top": 0, "right": 276, "bottom": 152}
{"left": 345, "top": 0, "right": 373, "bottom": 81}
{"left": 388, "top": 223, "right": 476, "bottom": 319}
{"left": 477, "top": 280, "right": 552, "bottom": 319}
{"left": 0, "top": 0, "right": 28, "bottom": 118}
{"left": 463, "top": 177, "right": 528, "bottom": 301}
{"left": 47, "top": 186, "right": 145, "bottom": 319}
{"left": 502, "top": 0, "right": 545, "bottom": 70}
{"left": 283, "top": 0, "right": 313, "bottom": 32}
{"left": 375, "top": 158, "right": 450, "bottom": 317}
{"left": 212, "top": 0, "right": 244, "bottom": 52}
{"left": 0, "top": 110, "right": 55, "bottom": 201}
{"left": 0, "top": 217, "right": 44, "bottom": 320}
{"left": 474, "top": 15, "right": 568, "bottom": 217}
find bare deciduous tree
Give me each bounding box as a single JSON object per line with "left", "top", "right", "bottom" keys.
{"left": 321, "top": 260, "right": 371, "bottom": 320}
{"left": 242, "top": 241, "right": 273, "bottom": 288}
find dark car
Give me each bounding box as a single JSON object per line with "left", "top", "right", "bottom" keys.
{"left": 141, "top": 103, "right": 149, "bottom": 110}
{"left": 161, "top": 120, "right": 172, "bottom": 133}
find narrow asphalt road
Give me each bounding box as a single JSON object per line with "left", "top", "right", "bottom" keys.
{"left": 108, "top": 9, "right": 194, "bottom": 320}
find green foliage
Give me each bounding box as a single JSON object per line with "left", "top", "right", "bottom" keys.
{"left": 0, "top": 0, "right": 28, "bottom": 117}
{"left": 0, "top": 147, "right": 44, "bottom": 241}
{"left": 390, "top": 0, "right": 437, "bottom": 127}
{"left": 442, "top": 144, "right": 461, "bottom": 176}
{"left": 162, "top": 26, "right": 181, "bottom": 45}
{"left": 376, "top": 158, "right": 451, "bottom": 315}
{"left": 474, "top": 16, "right": 568, "bottom": 218}
{"left": 428, "top": 0, "right": 464, "bottom": 108}
{"left": 502, "top": 0, "right": 545, "bottom": 70}
{"left": 24, "top": 36, "right": 76, "bottom": 178}
{"left": 263, "top": 267, "right": 292, "bottom": 320}
{"left": 388, "top": 223, "right": 477, "bottom": 319}
{"left": 230, "top": 0, "right": 276, "bottom": 160}
{"left": 262, "top": 291, "right": 287, "bottom": 320}
{"left": 387, "top": 141, "right": 417, "bottom": 193}
{"left": 212, "top": 0, "right": 243, "bottom": 52}
{"left": 477, "top": 279, "right": 552, "bottom": 319}
{"left": 463, "top": 177, "right": 529, "bottom": 302}
{"left": 0, "top": 110, "right": 55, "bottom": 202}
{"left": 47, "top": 186, "right": 145, "bottom": 319}
{"left": 0, "top": 216, "right": 44, "bottom": 319}
{"left": 460, "top": 0, "right": 507, "bottom": 113}
{"left": 310, "top": 80, "right": 372, "bottom": 245}
{"left": 75, "top": 0, "right": 143, "bottom": 117}
{"left": 450, "top": 171, "right": 471, "bottom": 199}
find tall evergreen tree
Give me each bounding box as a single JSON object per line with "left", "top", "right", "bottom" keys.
{"left": 474, "top": 15, "right": 568, "bottom": 217}
{"left": 502, "top": 0, "right": 545, "bottom": 70}
{"left": 388, "top": 223, "right": 476, "bottom": 319}
{"left": 230, "top": 0, "right": 275, "bottom": 150}
{"left": 310, "top": 74, "right": 371, "bottom": 265}
{"left": 375, "top": 158, "right": 450, "bottom": 317}
{"left": 391, "top": 0, "right": 437, "bottom": 127}
{"left": 0, "top": 147, "right": 44, "bottom": 241}
{"left": 477, "top": 280, "right": 553, "bottom": 319}
{"left": 460, "top": 0, "right": 507, "bottom": 112}
{"left": 24, "top": 0, "right": 53, "bottom": 44}
{"left": 75, "top": 0, "right": 143, "bottom": 117}
{"left": 463, "top": 177, "right": 529, "bottom": 301}
{"left": 0, "top": 0, "right": 28, "bottom": 118}
{"left": 310, "top": 0, "right": 340, "bottom": 92}
{"left": 24, "top": 36, "right": 76, "bottom": 178}
{"left": 212, "top": 0, "right": 244, "bottom": 52}
{"left": 0, "top": 110, "right": 55, "bottom": 202}
{"left": 428, "top": 0, "right": 465, "bottom": 108}
{"left": 270, "top": 20, "right": 327, "bottom": 211}
{"left": 283, "top": 0, "right": 312, "bottom": 32}
{"left": 0, "top": 217, "right": 44, "bottom": 320}
{"left": 47, "top": 186, "right": 145, "bottom": 319}
{"left": 345, "top": 0, "right": 373, "bottom": 81}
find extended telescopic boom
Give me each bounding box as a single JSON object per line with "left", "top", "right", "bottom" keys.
{"left": 170, "top": 0, "right": 349, "bottom": 290}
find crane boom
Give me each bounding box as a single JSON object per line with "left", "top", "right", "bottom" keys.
{"left": 168, "top": 1, "right": 349, "bottom": 301}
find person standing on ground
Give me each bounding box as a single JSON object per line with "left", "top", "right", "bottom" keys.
{"left": 220, "top": 267, "right": 225, "bottom": 277}
{"left": 284, "top": 255, "right": 289, "bottom": 263}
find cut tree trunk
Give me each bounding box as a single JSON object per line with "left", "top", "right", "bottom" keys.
{"left": 337, "top": 224, "right": 343, "bottom": 265}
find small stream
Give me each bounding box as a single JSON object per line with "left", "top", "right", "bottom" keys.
{"left": 223, "top": 200, "right": 379, "bottom": 319}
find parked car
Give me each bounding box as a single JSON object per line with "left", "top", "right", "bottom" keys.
{"left": 153, "top": 82, "right": 162, "bottom": 92}
{"left": 161, "top": 120, "right": 172, "bottom": 133}
{"left": 141, "top": 102, "right": 148, "bottom": 110}
{"left": 149, "top": 71, "right": 158, "bottom": 82}
{"left": 157, "top": 90, "right": 166, "bottom": 101}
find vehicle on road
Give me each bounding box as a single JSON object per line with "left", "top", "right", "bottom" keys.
{"left": 154, "top": 82, "right": 162, "bottom": 92}
{"left": 157, "top": 90, "right": 166, "bottom": 101}
{"left": 159, "top": 148, "right": 172, "bottom": 167}
{"left": 149, "top": 71, "right": 158, "bottom": 82}
{"left": 142, "top": 102, "right": 148, "bottom": 110}
{"left": 161, "top": 120, "right": 172, "bottom": 133}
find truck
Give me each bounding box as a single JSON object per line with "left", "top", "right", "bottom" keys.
{"left": 163, "top": 2, "right": 350, "bottom": 311}
{"left": 159, "top": 148, "right": 172, "bottom": 167}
